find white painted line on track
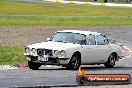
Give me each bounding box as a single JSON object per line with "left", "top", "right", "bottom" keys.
{"left": 44, "top": 0, "right": 132, "bottom": 7}
{"left": 0, "top": 65, "right": 18, "bottom": 70}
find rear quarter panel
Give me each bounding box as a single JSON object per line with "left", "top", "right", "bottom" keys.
{"left": 110, "top": 44, "right": 122, "bottom": 58}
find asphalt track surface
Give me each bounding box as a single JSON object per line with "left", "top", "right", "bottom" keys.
{"left": 0, "top": 27, "right": 132, "bottom": 87}
{"left": 0, "top": 58, "right": 132, "bottom": 87}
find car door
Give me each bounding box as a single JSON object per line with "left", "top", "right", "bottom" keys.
{"left": 81, "top": 34, "right": 112, "bottom": 64}
{"left": 81, "top": 34, "right": 97, "bottom": 64}
{"left": 94, "top": 34, "right": 112, "bottom": 63}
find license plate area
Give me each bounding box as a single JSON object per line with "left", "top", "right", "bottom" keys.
{"left": 38, "top": 55, "right": 48, "bottom": 61}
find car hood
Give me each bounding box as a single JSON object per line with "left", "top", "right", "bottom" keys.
{"left": 27, "top": 41, "right": 80, "bottom": 50}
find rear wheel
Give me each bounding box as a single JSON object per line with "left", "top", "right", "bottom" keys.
{"left": 28, "top": 61, "right": 41, "bottom": 70}
{"left": 66, "top": 54, "right": 81, "bottom": 70}
{"left": 104, "top": 54, "right": 116, "bottom": 68}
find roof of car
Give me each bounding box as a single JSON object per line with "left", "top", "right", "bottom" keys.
{"left": 57, "top": 30, "right": 100, "bottom": 35}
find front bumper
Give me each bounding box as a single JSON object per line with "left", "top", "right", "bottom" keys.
{"left": 26, "top": 55, "right": 70, "bottom": 65}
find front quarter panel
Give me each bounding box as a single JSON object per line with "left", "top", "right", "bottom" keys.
{"left": 56, "top": 46, "right": 83, "bottom": 65}
{"left": 64, "top": 46, "right": 83, "bottom": 59}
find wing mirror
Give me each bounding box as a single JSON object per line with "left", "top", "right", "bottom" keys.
{"left": 47, "top": 38, "right": 50, "bottom": 41}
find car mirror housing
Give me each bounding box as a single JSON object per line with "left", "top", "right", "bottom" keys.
{"left": 107, "top": 39, "right": 109, "bottom": 43}
{"left": 47, "top": 38, "right": 50, "bottom": 41}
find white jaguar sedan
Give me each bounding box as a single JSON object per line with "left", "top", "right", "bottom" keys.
{"left": 24, "top": 30, "right": 123, "bottom": 70}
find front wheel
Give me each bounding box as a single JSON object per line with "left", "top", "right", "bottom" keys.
{"left": 104, "top": 54, "right": 116, "bottom": 68}
{"left": 28, "top": 61, "right": 41, "bottom": 70}
{"left": 66, "top": 54, "right": 81, "bottom": 70}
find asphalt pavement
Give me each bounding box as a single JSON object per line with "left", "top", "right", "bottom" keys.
{"left": 0, "top": 56, "right": 132, "bottom": 87}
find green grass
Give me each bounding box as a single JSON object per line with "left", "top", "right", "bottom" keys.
{"left": 0, "top": 15, "right": 132, "bottom": 26}
{"left": 0, "top": 0, "right": 132, "bottom": 26}
{"left": 0, "top": 47, "right": 27, "bottom": 65}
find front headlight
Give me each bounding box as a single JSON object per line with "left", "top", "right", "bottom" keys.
{"left": 60, "top": 50, "right": 66, "bottom": 57}
{"left": 31, "top": 48, "right": 37, "bottom": 56}
{"left": 54, "top": 50, "right": 66, "bottom": 57}
{"left": 25, "top": 47, "right": 30, "bottom": 53}
{"left": 54, "top": 50, "right": 60, "bottom": 56}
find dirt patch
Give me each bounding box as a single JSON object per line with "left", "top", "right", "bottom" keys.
{"left": 0, "top": 27, "right": 57, "bottom": 47}
{"left": 0, "top": 26, "right": 100, "bottom": 47}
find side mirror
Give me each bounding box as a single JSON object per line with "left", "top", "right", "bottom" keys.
{"left": 107, "top": 39, "right": 109, "bottom": 43}
{"left": 47, "top": 38, "right": 50, "bottom": 41}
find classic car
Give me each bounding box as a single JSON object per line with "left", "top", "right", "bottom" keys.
{"left": 24, "top": 30, "right": 123, "bottom": 70}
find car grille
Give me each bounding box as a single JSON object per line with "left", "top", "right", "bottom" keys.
{"left": 37, "top": 49, "right": 52, "bottom": 56}
{"left": 30, "top": 56, "right": 38, "bottom": 61}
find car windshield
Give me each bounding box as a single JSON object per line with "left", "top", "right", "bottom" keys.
{"left": 49, "top": 32, "right": 87, "bottom": 44}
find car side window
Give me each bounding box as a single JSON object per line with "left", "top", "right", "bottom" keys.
{"left": 75, "top": 34, "right": 87, "bottom": 45}
{"left": 89, "top": 34, "right": 96, "bottom": 45}
{"left": 96, "top": 34, "right": 108, "bottom": 45}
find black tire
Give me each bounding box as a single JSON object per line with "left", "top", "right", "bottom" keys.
{"left": 62, "top": 65, "right": 66, "bottom": 67}
{"left": 66, "top": 54, "right": 81, "bottom": 70}
{"left": 104, "top": 54, "right": 116, "bottom": 68}
{"left": 79, "top": 76, "right": 87, "bottom": 85}
{"left": 28, "top": 61, "right": 41, "bottom": 70}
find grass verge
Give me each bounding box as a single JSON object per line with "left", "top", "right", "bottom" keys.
{"left": 0, "top": 46, "right": 27, "bottom": 65}
{"left": 0, "top": 15, "right": 132, "bottom": 26}
{"left": 0, "top": 0, "right": 132, "bottom": 26}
